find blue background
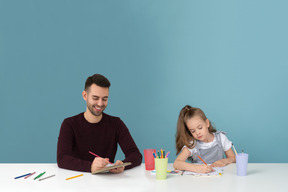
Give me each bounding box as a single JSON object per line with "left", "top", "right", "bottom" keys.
{"left": 1, "top": 0, "right": 287, "bottom": 163}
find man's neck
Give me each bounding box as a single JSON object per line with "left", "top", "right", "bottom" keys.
{"left": 84, "top": 110, "right": 102, "bottom": 123}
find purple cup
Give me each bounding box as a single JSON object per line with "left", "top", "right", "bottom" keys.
{"left": 236, "top": 153, "right": 249, "bottom": 176}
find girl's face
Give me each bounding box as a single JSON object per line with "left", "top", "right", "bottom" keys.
{"left": 186, "top": 115, "right": 212, "bottom": 142}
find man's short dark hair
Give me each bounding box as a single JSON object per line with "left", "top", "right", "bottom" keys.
{"left": 85, "top": 74, "right": 111, "bottom": 91}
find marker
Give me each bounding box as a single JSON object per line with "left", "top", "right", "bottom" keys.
{"left": 66, "top": 174, "right": 83, "bottom": 180}
{"left": 152, "top": 152, "right": 156, "bottom": 158}
{"left": 14, "top": 173, "right": 31, "bottom": 179}
{"left": 24, "top": 172, "right": 36, "bottom": 179}
{"left": 39, "top": 174, "right": 56, "bottom": 181}
{"left": 89, "top": 151, "right": 112, "bottom": 164}
{"left": 34, "top": 171, "right": 46, "bottom": 180}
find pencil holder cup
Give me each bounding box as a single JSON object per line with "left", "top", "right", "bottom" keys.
{"left": 144, "top": 149, "right": 156, "bottom": 170}
{"left": 236, "top": 153, "right": 249, "bottom": 176}
{"left": 155, "top": 158, "right": 168, "bottom": 180}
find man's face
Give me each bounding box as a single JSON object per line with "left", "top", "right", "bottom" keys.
{"left": 83, "top": 84, "right": 109, "bottom": 116}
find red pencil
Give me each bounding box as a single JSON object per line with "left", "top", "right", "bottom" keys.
{"left": 197, "top": 155, "right": 207, "bottom": 165}
{"left": 89, "top": 151, "right": 113, "bottom": 164}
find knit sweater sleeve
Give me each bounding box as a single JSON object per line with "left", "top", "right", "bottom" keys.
{"left": 117, "top": 119, "right": 142, "bottom": 169}
{"left": 57, "top": 118, "right": 92, "bottom": 172}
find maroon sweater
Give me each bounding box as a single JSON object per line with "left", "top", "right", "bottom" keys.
{"left": 57, "top": 112, "right": 142, "bottom": 172}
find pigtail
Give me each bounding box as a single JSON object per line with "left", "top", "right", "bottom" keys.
{"left": 175, "top": 105, "right": 195, "bottom": 155}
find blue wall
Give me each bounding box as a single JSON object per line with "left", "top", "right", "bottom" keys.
{"left": 1, "top": 0, "right": 287, "bottom": 163}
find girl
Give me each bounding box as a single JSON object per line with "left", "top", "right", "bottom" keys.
{"left": 174, "top": 105, "right": 235, "bottom": 173}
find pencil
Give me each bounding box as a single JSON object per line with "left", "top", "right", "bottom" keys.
{"left": 39, "top": 174, "right": 55, "bottom": 181}
{"left": 197, "top": 155, "right": 207, "bottom": 165}
{"left": 89, "top": 151, "right": 112, "bottom": 164}
{"left": 24, "top": 172, "right": 35, "bottom": 179}
{"left": 232, "top": 143, "right": 238, "bottom": 156}
{"left": 34, "top": 171, "right": 46, "bottom": 180}
{"left": 14, "top": 173, "right": 31, "bottom": 179}
{"left": 165, "top": 152, "right": 170, "bottom": 158}
{"left": 66, "top": 174, "right": 84, "bottom": 180}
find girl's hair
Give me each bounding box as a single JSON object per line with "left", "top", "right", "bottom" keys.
{"left": 175, "top": 105, "right": 217, "bottom": 155}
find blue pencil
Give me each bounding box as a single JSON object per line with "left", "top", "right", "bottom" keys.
{"left": 15, "top": 173, "right": 31, "bottom": 179}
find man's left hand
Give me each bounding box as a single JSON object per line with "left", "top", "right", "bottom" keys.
{"left": 109, "top": 160, "right": 124, "bottom": 174}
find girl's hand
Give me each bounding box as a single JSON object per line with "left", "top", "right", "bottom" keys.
{"left": 194, "top": 164, "right": 214, "bottom": 173}
{"left": 211, "top": 159, "right": 227, "bottom": 167}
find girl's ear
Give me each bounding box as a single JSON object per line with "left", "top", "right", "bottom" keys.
{"left": 206, "top": 119, "right": 210, "bottom": 128}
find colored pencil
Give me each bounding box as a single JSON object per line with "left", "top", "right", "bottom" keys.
{"left": 89, "top": 151, "right": 112, "bottom": 164}
{"left": 197, "top": 155, "right": 207, "bottom": 165}
{"left": 34, "top": 171, "right": 46, "bottom": 180}
{"left": 165, "top": 152, "right": 170, "bottom": 158}
{"left": 232, "top": 143, "right": 238, "bottom": 155}
{"left": 24, "top": 172, "right": 35, "bottom": 179}
{"left": 39, "top": 174, "right": 56, "bottom": 181}
{"left": 14, "top": 173, "right": 31, "bottom": 179}
{"left": 66, "top": 174, "right": 83, "bottom": 180}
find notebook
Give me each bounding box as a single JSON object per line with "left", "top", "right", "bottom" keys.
{"left": 92, "top": 162, "right": 132, "bottom": 174}
{"left": 181, "top": 166, "right": 225, "bottom": 176}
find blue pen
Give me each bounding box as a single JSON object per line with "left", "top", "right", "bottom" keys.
{"left": 15, "top": 173, "right": 31, "bottom": 179}
{"left": 152, "top": 152, "right": 156, "bottom": 158}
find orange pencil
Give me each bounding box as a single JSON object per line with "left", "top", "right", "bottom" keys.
{"left": 66, "top": 174, "right": 83, "bottom": 180}
{"left": 197, "top": 155, "right": 207, "bottom": 165}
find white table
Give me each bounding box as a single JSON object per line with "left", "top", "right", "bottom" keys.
{"left": 0, "top": 163, "right": 287, "bottom": 192}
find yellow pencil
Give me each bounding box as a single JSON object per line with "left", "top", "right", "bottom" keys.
{"left": 232, "top": 143, "right": 238, "bottom": 156}
{"left": 66, "top": 174, "right": 84, "bottom": 180}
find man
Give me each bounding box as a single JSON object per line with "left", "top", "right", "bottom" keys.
{"left": 57, "top": 74, "right": 142, "bottom": 173}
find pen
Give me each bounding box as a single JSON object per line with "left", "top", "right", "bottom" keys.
{"left": 14, "top": 173, "right": 31, "bottom": 179}
{"left": 66, "top": 174, "right": 83, "bottom": 180}
{"left": 152, "top": 152, "right": 156, "bottom": 158}
{"left": 24, "top": 172, "right": 36, "bottom": 179}
{"left": 39, "top": 174, "right": 56, "bottom": 181}
{"left": 89, "top": 151, "right": 112, "bottom": 164}
{"left": 34, "top": 171, "right": 46, "bottom": 180}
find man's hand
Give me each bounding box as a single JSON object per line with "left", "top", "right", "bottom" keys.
{"left": 91, "top": 157, "right": 110, "bottom": 173}
{"left": 109, "top": 160, "right": 124, "bottom": 174}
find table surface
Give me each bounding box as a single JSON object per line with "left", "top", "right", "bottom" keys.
{"left": 1, "top": 163, "right": 287, "bottom": 192}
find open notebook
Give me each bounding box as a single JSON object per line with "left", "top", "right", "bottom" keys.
{"left": 92, "top": 162, "right": 132, "bottom": 174}
{"left": 181, "top": 166, "right": 225, "bottom": 176}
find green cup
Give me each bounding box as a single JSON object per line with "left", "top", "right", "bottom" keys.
{"left": 155, "top": 158, "right": 168, "bottom": 180}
